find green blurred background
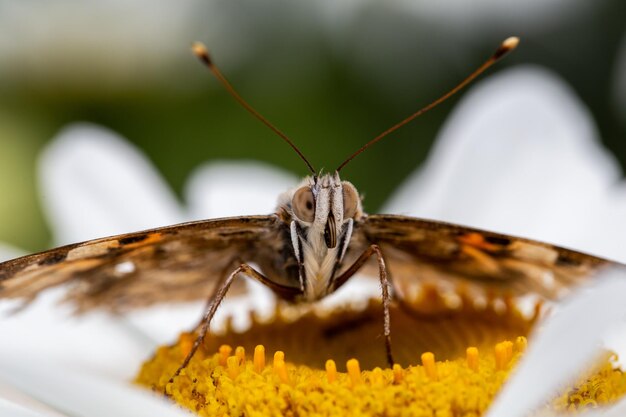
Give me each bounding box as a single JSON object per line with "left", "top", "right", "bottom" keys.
{"left": 0, "top": 0, "right": 625, "bottom": 252}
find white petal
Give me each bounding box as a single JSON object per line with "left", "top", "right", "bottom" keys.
{"left": 39, "top": 123, "right": 184, "bottom": 245}
{"left": 125, "top": 280, "right": 276, "bottom": 344}
{"left": 486, "top": 267, "right": 626, "bottom": 417}
{"left": 0, "top": 355, "right": 189, "bottom": 417}
{"left": 0, "top": 243, "right": 24, "bottom": 262}
{"left": 583, "top": 184, "right": 626, "bottom": 264}
{"left": 0, "top": 381, "right": 69, "bottom": 417}
{"left": 384, "top": 66, "right": 626, "bottom": 261}
{"left": 0, "top": 289, "right": 153, "bottom": 381}
{"left": 185, "top": 160, "right": 298, "bottom": 219}
{"left": 0, "top": 399, "right": 54, "bottom": 417}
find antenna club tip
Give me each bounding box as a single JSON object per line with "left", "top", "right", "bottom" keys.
{"left": 191, "top": 42, "right": 211, "bottom": 65}
{"left": 503, "top": 36, "right": 520, "bottom": 49}
{"left": 494, "top": 36, "right": 520, "bottom": 59}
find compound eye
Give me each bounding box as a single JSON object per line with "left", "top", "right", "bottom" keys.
{"left": 342, "top": 182, "right": 359, "bottom": 219}
{"left": 292, "top": 187, "right": 315, "bottom": 222}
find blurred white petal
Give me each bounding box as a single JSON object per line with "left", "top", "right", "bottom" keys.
{"left": 39, "top": 123, "right": 184, "bottom": 245}
{"left": 0, "top": 382, "right": 69, "bottom": 417}
{"left": 486, "top": 267, "right": 626, "bottom": 417}
{"left": 0, "top": 243, "right": 23, "bottom": 262}
{"left": 0, "top": 399, "right": 54, "bottom": 417}
{"left": 0, "top": 356, "right": 189, "bottom": 417}
{"left": 124, "top": 278, "right": 276, "bottom": 345}
{"left": 385, "top": 66, "right": 626, "bottom": 262}
{"left": 584, "top": 184, "right": 626, "bottom": 264}
{"left": 185, "top": 161, "right": 298, "bottom": 219}
{"left": 0, "top": 290, "right": 152, "bottom": 380}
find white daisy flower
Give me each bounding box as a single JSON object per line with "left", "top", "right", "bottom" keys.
{"left": 1, "top": 66, "right": 625, "bottom": 416}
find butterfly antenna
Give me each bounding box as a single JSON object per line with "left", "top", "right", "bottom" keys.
{"left": 192, "top": 42, "right": 316, "bottom": 175}
{"left": 336, "top": 36, "right": 520, "bottom": 172}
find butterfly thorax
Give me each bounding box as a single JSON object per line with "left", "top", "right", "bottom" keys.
{"left": 277, "top": 172, "right": 363, "bottom": 301}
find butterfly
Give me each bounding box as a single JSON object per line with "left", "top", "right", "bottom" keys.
{"left": 0, "top": 37, "right": 615, "bottom": 380}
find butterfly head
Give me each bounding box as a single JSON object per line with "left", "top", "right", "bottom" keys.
{"left": 282, "top": 172, "right": 362, "bottom": 249}
{"left": 276, "top": 172, "right": 362, "bottom": 299}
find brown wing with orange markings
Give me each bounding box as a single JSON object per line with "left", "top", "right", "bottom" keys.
{"left": 0, "top": 215, "right": 289, "bottom": 312}
{"left": 357, "top": 214, "right": 616, "bottom": 301}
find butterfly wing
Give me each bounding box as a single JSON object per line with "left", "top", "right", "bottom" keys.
{"left": 0, "top": 215, "right": 285, "bottom": 312}
{"left": 356, "top": 214, "right": 615, "bottom": 301}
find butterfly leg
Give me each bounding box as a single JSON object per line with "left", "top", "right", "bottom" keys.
{"left": 191, "top": 259, "right": 241, "bottom": 331}
{"left": 169, "top": 263, "right": 302, "bottom": 386}
{"left": 331, "top": 244, "right": 394, "bottom": 367}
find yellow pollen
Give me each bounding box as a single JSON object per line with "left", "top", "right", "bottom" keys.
{"left": 274, "top": 359, "right": 289, "bottom": 384}
{"left": 347, "top": 358, "right": 362, "bottom": 386}
{"left": 392, "top": 363, "right": 403, "bottom": 384}
{"left": 273, "top": 350, "right": 285, "bottom": 365}
{"left": 179, "top": 333, "right": 194, "bottom": 358}
{"left": 325, "top": 359, "right": 337, "bottom": 383}
{"left": 136, "top": 297, "right": 626, "bottom": 416}
{"left": 218, "top": 344, "right": 232, "bottom": 366}
{"left": 369, "top": 367, "right": 383, "bottom": 385}
{"left": 253, "top": 345, "right": 265, "bottom": 373}
{"left": 504, "top": 341, "right": 513, "bottom": 364}
{"left": 516, "top": 336, "right": 528, "bottom": 352}
{"left": 235, "top": 346, "right": 245, "bottom": 364}
{"left": 466, "top": 347, "right": 479, "bottom": 372}
{"left": 421, "top": 352, "right": 438, "bottom": 381}
{"left": 494, "top": 341, "right": 513, "bottom": 371}
{"left": 226, "top": 355, "right": 239, "bottom": 379}
{"left": 495, "top": 342, "right": 506, "bottom": 370}
{"left": 137, "top": 340, "right": 626, "bottom": 416}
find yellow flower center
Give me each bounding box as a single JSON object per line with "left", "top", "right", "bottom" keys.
{"left": 136, "top": 291, "right": 626, "bottom": 416}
